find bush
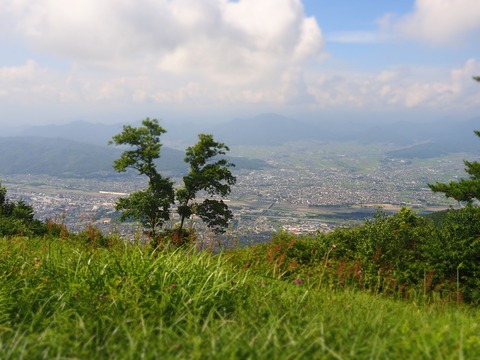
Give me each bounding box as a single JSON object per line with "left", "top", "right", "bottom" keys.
{"left": 0, "top": 181, "right": 48, "bottom": 237}
{"left": 433, "top": 205, "right": 480, "bottom": 303}
{"left": 229, "top": 206, "right": 480, "bottom": 304}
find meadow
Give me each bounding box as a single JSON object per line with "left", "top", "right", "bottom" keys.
{"left": 1, "top": 225, "right": 480, "bottom": 359}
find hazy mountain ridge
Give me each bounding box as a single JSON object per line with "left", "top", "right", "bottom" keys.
{"left": 383, "top": 119, "right": 480, "bottom": 159}
{"left": 0, "top": 137, "right": 268, "bottom": 178}
{"left": 204, "top": 114, "right": 480, "bottom": 152}
{"left": 208, "top": 113, "right": 324, "bottom": 145}
{"left": 1, "top": 114, "right": 479, "bottom": 175}
{"left": 5, "top": 114, "right": 479, "bottom": 148}
{"left": 0, "top": 137, "right": 117, "bottom": 177}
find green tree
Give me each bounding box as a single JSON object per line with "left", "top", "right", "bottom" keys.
{"left": 0, "top": 180, "right": 20, "bottom": 218}
{"left": 11, "top": 200, "right": 35, "bottom": 221}
{"left": 0, "top": 181, "right": 6, "bottom": 208}
{"left": 0, "top": 179, "right": 45, "bottom": 236}
{"left": 176, "top": 134, "right": 236, "bottom": 234}
{"left": 429, "top": 77, "right": 480, "bottom": 203}
{"left": 0, "top": 181, "right": 11, "bottom": 218}
{"left": 428, "top": 135, "right": 480, "bottom": 203}
{"left": 109, "top": 118, "right": 174, "bottom": 239}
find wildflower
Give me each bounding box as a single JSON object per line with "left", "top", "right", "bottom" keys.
{"left": 357, "top": 270, "right": 362, "bottom": 277}
{"left": 332, "top": 244, "right": 337, "bottom": 249}
{"left": 170, "top": 283, "right": 176, "bottom": 289}
{"left": 98, "top": 293, "right": 105, "bottom": 300}
{"left": 294, "top": 279, "right": 302, "bottom": 285}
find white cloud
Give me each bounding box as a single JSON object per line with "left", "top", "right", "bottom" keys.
{"left": 326, "top": 31, "right": 389, "bottom": 44}
{"left": 0, "top": 59, "right": 38, "bottom": 81}
{"left": 1, "top": 0, "right": 479, "bottom": 123}
{"left": 2, "top": 0, "right": 324, "bottom": 85}
{"left": 396, "top": 0, "right": 480, "bottom": 45}
{"left": 402, "top": 59, "right": 480, "bottom": 109}
{"left": 0, "top": 0, "right": 328, "bottom": 118}
{"left": 0, "top": 60, "right": 82, "bottom": 104}
{"left": 306, "top": 59, "right": 480, "bottom": 112}
{"left": 1, "top": 57, "right": 479, "bottom": 122}
{"left": 327, "top": 1, "right": 480, "bottom": 47}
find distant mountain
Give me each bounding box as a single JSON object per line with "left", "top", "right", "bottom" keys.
{"left": 385, "top": 118, "right": 480, "bottom": 159}
{"left": 207, "top": 113, "right": 480, "bottom": 153}
{"left": 17, "top": 121, "right": 126, "bottom": 147}
{"left": 10, "top": 119, "right": 214, "bottom": 147}
{"left": 2, "top": 114, "right": 328, "bottom": 147}
{"left": 207, "top": 113, "right": 328, "bottom": 145}
{"left": 0, "top": 137, "right": 268, "bottom": 178}
{"left": 0, "top": 137, "right": 118, "bottom": 177}
{"left": 2, "top": 114, "right": 479, "bottom": 157}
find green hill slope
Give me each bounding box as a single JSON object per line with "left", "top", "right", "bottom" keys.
{"left": 1, "top": 235, "right": 478, "bottom": 359}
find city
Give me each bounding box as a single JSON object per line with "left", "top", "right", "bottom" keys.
{"left": 1, "top": 141, "right": 465, "bottom": 244}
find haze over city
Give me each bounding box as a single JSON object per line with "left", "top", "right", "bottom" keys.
{"left": 1, "top": 0, "right": 479, "bottom": 129}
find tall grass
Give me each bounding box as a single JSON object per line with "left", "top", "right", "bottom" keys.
{"left": 1, "top": 235, "right": 479, "bottom": 359}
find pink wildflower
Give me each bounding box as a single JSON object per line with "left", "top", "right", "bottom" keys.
{"left": 294, "top": 279, "right": 302, "bottom": 285}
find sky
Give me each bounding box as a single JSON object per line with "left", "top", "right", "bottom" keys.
{"left": 1, "top": 0, "right": 479, "bottom": 127}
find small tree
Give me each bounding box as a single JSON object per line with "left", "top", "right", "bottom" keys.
{"left": 176, "top": 134, "right": 236, "bottom": 234}
{"left": 0, "top": 180, "right": 27, "bottom": 218}
{"left": 0, "top": 179, "right": 45, "bottom": 236}
{"left": 0, "top": 181, "right": 6, "bottom": 208}
{"left": 109, "top": 118, "right": 174, "bottom": 239}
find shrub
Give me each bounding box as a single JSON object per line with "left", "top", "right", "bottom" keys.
{"left": 433, "top": 205, "right": 480, "bottom": 303}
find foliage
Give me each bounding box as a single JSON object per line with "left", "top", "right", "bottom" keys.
{"left": 431, "top": 205, "right": 480, "bottom": 303}
{"left": 177, "top": 134, "right": 236, "bottom": 234}
{"left": 0, "top": 182, "right": 5, "bottom": 206}
{"left": 2, "top": 235, "right": 480, "bottom": 359}
{"left": 110, "top": 122, "right": 237, "bottom": 245}
{"left": 110, "top": 118, "right": 166, "bottom": 180}
{"left": 428, "top": 143, "right": 480, "bottom": 202}
{"left": 229, "top": 206, "right": 480, "bottom": 304}
{"left": 74, "top": 223, "right": 120, "bottom": 248}
{"left": 0, "top": 180, "right": 47, "bottom": 237}
{"left": 115, "top": 187, "right": 172, "bottom": 238}
{"left": 109, "top": 118, "right": 175, "bottom": 239}
{"left": 352, "top": 208, "right": 436, "bottom": 284}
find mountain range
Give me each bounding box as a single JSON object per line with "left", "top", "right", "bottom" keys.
{"left": 0, "top": 113, "right": 479, "bottom": 177}
{"left": 0, "top": 137, "right": 267, "bottom": 178}
{"left": 6, "top": 113, "right": 479, "bottom": 147}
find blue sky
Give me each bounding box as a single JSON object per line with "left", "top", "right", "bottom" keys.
{"left": 307, "top": 0, "right": 478, "bottom": 70}
{"left": 0, "top": 0, "right": 479, "bottom": 126}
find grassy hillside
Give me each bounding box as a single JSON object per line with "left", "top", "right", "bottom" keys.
{"left": 1, "top": 233, "right": 479, "bottom": 359}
